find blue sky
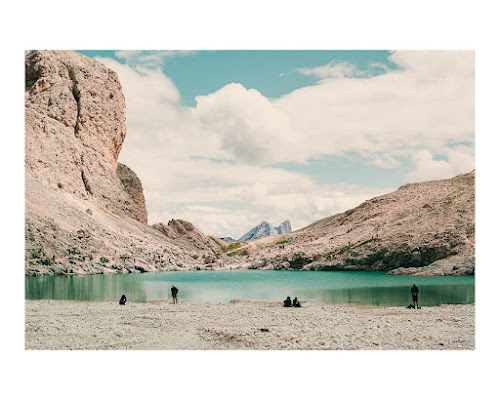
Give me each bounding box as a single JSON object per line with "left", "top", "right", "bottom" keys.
{"left": 78, "top": 50, "right": 397, "bottom": 106}
{"left": 76, "top": 50, "right": 475, "bottom": 237}
{"left": 78, "top": 50, "right": 407, "bottom": 187}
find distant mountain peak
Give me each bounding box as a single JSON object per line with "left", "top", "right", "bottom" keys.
{"left": 237, "top": 220, "right": 292, "bottom": 242}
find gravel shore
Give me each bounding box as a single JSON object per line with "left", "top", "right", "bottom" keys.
{"left": 25, "top": 300, "right": 474, "bottom": 350}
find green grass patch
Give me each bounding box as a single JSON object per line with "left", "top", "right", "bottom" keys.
{"left": 225, "top": 242, "right": 241, "bottom": 251}
{"left": 353, "top": 237, "right": 381, "bottom": 248}
{"left": 227, "top": 249, "right": 243, "bottom": 257}
{"left": 329, "top": 238, "right": 381, "bottom": 258}
{"left": 209, "top": 237, "right": 242, "bottom": 253}
{"left": 337, "top": 245, "right": 351, "bottom": 255}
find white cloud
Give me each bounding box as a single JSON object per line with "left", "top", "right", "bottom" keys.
{"left": 275, "top": 51, "right": 474, "bottom": 162}
{"left": 187, "top": 51, "right": 474, "bottom": 168}
{"left": 114, "top": 50, "right": 197, "bottom": 68}
{"left": 144, "top": 158, "right": 391, "bottom": 237}
{"left": 297, "top": 60, "right": 360, "bottom": 79}
{"left": 95, "top": 51, "right": 474, "bottom": 237}
{"left": 405, "top": 145, "right": 475, "bottom": 183}
{"left": 193, "top": 83, "right": 302, "bottom": 164}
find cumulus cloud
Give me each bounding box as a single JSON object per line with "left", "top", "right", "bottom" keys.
{"left": 95, "top": 51, "right": 474, "bottom": 237}
{"left": 187, "top": 51, "right": 474, "bottom": 168}
{"left": 95, "top": 57, "right": 226, "bottom": 163}
{"left": 404, "top": 145, "right": 475, "bottom": 183}
{"left": 193, "top": 83, "right": 301, "bottom": 164}
{"left": 277, "top": 50, "right": 474, "bottom": 162}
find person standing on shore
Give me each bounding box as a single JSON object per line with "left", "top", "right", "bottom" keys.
{"left": 171, "top": 285, "right": 179, "bottom": 304}
{"left": 411, "top": 284, "right": 420, "bottom": 309}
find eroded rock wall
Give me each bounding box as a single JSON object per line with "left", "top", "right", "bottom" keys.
{"left": 25, "top": 50, "right": 146, "bottom": 223}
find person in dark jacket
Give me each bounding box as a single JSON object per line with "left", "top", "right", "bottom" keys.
{"left": 283, "top": 296, "right": 292, "bottom": 307}
{"left": 171, "top": 285, "right": 179, "bottom": 304}
{"left": 411, "top": 284, "right": 420, "bottom": 309}
{"left": 119, "top": 294, "right": 127, "bottom": 305}
{"left": 292, "top": 297, "right": 301, "bottom": 307}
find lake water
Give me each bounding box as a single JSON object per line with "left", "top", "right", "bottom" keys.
{"left": 25, "top": 270, "right": 475, "bottom": 306}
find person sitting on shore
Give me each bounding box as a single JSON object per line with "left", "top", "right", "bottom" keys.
{"left": 283, "top": 296, "right": 292, "bottom": 307}
{"left": 292, "top": 297, "right": 301, "bottom": 307}
{"left": 119, "top": 294, "right": 127, "bottom": 305}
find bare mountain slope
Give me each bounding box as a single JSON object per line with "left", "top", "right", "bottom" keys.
{"left": 225, "top": 171, "right": 475, "bottom": 276}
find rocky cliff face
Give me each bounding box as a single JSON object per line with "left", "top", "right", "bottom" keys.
{"left": 225, "top": 172, "right": 475, "bottom": 276}
{"left": 25, "top": 51, "right": 221, "bottom": 275}
{"left": 25, "top": 50, "right": 146, "bottom": 223}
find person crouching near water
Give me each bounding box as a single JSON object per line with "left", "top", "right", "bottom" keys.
{"left": 292, "top": 297, "right": 301, "bottom": 307}
{"left": 119, "top": 294, "right": 127, "bottom": 305}
{"left": 171, "top": 285, "right": 179, "bottom": 304}
{"left": 283, "top": 296, "right": 292, "bottom": 307}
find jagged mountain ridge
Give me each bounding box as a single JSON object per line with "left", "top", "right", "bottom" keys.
{"left": 231, "top": 220, "right": 292, "bottom": 242}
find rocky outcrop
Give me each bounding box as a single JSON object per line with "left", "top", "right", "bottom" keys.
{"left": 116, "top": 163, "right": 147, "bottom": 224}
{"left": 227, "top": 172, "right": 475, "bottom": 276}
{"left": 25, "top": 50, "right": 146, "bottom": 223}
{"left": 152, "top": 220, "right": 223, "bottom": 261}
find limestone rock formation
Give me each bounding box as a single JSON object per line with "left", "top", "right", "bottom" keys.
{"left": 25, "top": 50, "right": 146, "bottom": 223}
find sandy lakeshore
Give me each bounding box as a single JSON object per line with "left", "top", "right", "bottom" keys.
{"left": 25, "top": 300, "right": 474, "bottom": 350}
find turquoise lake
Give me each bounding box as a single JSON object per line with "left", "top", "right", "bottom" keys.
{"left": 25, "top": 270, "right": 475, "bottom": 306}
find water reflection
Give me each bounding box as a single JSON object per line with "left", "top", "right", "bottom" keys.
{"left": 25, "top": 275, "right": 149, "bottom": 303}
{"left": 302, "top": 284, "right": 475, "bottom": 306}
{"left": 25, "top": 271, "right": 475, "bottom": 306}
